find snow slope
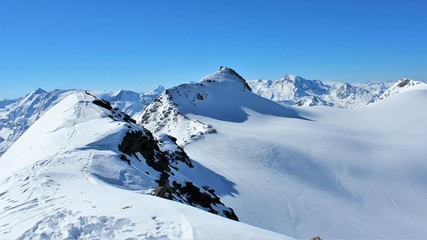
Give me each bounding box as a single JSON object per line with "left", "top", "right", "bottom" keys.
{"left": 0, "top": 89, "right": 75, "bottom": 156}
{"left": 142, "top": 67, "right": 427, "bottom": 239}
{"left": 0, "top": 91, "right": 292, "bottom": 239}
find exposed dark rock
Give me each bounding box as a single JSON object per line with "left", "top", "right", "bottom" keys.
{"left": 223, "top": 208, "right": 239, "bottom": 221}
{"left": 123, "top": 113, "right": 136, "bottom": 124}
{"left": 171, "top": 181, "right": 238, "bottom": 221}
{"left": 92, "top": 99, "right": 112, "bottom": 110}
{"left": 397, "top": 79, "right": 410, "bottom": 88}
{"left": 119, "top": 154, "right": 131, "bottom": 165}
{"left": 86, "top": 91, "right": 237, "bottom": 221}
{"left": 118, "top": 130, "right": 169, "bottom": 172}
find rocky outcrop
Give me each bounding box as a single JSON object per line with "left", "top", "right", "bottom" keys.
{"left": 140, "top": 91, "right": 216, "bottom": 146}
{"left": 380, "top": 78, "right": 427, "bottom": 99}
{"left": 116, "top": 129, "right": 238, "bottom": 221}
{"left": 88, "top": 93, "right": 238, "bottom": 221}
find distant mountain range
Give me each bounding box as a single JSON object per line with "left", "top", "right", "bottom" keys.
{"left": 248, "top": 75, "right": 427, "bottom": 108}
{"left": 2, "top": 72, "right": 425, "bottom": 156}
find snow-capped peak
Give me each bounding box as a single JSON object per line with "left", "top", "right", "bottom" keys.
{"left": 145, "top": 85, "right": 166, "bottom": 96}
{"left": 141, "top": 67, "right": 303, "bottom": 146}
{"left": 115, "top": 90, "right": 141, "bottom": 100}
{"left": 280, "top": 74, "right": 301, "bottom": 82}
{"left": 380, "top": 78, "right": 427, "bottom": 99}
{"left": 200, "top": 66, "right": 252, "bottom": 91}
{"left": 32, "top": 88, "right": 48, "bottom": 95}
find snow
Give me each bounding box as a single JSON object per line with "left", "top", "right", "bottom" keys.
{"left": 2, "top": 67, "right": 427, "bottom": 239}
{"left": 248, "top": 75, "right": 398, "bottom": 108}
{"left": 0, "top": 87, "right": 164, "bottom": 157}
{"left": 182, "top": 89, "right": 427, "bottom": 239}
{"left": 379, "top": 78, "right": 427, "bottom": 99}
{"left": 137, "top": 68, "right": 427, "bottom": 238}
{"left": 0, "top": 89, "right": 76, "bottom": 156}
{"left": 0, "top": 91, "right": 292, "bottom": 239}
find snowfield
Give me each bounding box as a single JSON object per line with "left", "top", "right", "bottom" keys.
{"left": 141, "top": 67, "right": 427, "bottom": 239}
{"left": 184, "top": 90, "right": 427, "bottom": 238}
{"left": 1, "top": 67, "right": 426, "bottom": 239}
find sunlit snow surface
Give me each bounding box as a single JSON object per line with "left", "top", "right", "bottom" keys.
{"left": 1, "top": 68, "right": 426, "bottom": 239}
{"left": 184, "top": 90, "right": 427, "bottom": 239}
{"left": 0, "top": 92, "right": 291, "bottom": 239}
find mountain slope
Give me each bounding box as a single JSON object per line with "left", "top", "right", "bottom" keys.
{"left": 0, "top": 89, "right": 75, "bottom": 155}
{"left": 0, "top": 91, "right": 291, "bottom": 239}
{"left": 142, "top": 67, "right": 427, "bottom": 239}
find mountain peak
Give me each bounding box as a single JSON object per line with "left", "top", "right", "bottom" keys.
{"left": 280, "top": 74, "right": 303, "bottom": 82}
{"left": 33, "top": 88, "right": 47, "bottom": 95}
{"left": 396, "top": 78, "right": 417, "bottom": 88}
{"left": 145, "top": 85, "right": 165, "bottom": 95}
{"left": 379, "top": 78, "right": 427, "bottom": 99}
{"left": 201, "top": 67, "right": 252, "bottom": 91}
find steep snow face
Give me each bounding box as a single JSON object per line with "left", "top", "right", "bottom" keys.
{"left": 141, "top": 67, "right": 304, "bottom": 145}
{"left": 379, "top": 78, "right": 427, "bottom": 99}
{"left": 248, "top": 76, "right": 396, "bottom": 108}
{"left": 0, "top": 92, "right": 290, "bottom": 239}
{"left": 0, "top": 89, "right": 75, "bottom": 156}
{"left": 182, "top": 88, "right": 427, "bottom": 239}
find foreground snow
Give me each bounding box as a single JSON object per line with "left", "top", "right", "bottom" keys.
{"left": 0, "top": 92, "right": 292, "bottom": 239}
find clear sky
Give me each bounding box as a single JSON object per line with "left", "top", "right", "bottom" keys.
{"left": 1, "top": 0, "right": 426, "bottom": 99}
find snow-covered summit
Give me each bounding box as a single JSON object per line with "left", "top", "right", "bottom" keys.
{"left": 380, "top": 78, "right": 427, "bottom": 99}
{"left": 144, "top": 85, "right": 166, "bottom": 96}
{"left": 201, "top": 66, "right": 252, "bottom": 91}
{"left": 141, "top": 67, "right": 303, "bottom": 145}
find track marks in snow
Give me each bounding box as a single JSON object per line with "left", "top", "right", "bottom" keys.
{"left": 135, "top": 215, "right": 193, "bottom": 240}
{"left": 18, "top": 210, "right": 136, "bottom": 240}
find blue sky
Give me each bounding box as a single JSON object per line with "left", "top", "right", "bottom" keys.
{"left": 1, "top": 0, "right": 426, "bottom": 99}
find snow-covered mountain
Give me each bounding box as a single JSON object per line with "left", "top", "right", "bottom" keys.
{"left": 0, "top": 89, "right": 76, "bottom": 156}
{"left": 0, "top": 91, "right": 290, "bottom": 239}
{"left": 1, "top": 67, "right": 426, "bottom": 239}
{"left": 247, "top": 75, "right": 414, "bottom": 108}
{"left": 140, "top": 67, "right": 303, "bottom": 146}
{"left": 0, "top": 86, "right": 164, "bottom": 156}
{"left": 140, "top": 67, "right": 427, "bottom": 239}
{"left": 379, "top": 78, "right": 427, "bottom": 99}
